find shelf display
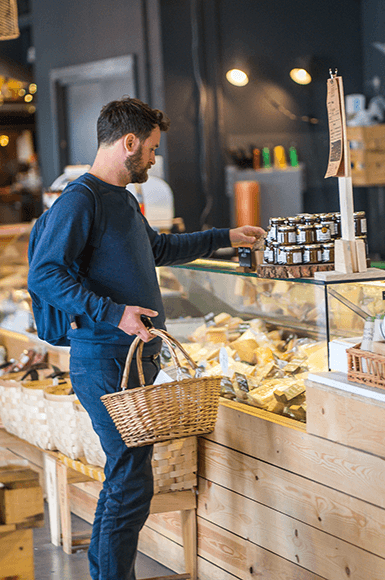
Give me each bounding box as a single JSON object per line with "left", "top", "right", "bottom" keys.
{"left": 158, "top": 260, "right": 385, "bottom": 422}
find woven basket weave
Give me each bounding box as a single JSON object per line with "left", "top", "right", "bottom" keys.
{"left": 0, "top": 378, "right": 24, "bottom": 438}
{"left": 101, "top": 328, "right": 222, "bottom": 448}
{"left": 347, "top": 343, "right": 385, "bottom": 389}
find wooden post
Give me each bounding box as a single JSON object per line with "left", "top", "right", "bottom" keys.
{"left": 44, "top": 454, "right": 61, "bottom": 547}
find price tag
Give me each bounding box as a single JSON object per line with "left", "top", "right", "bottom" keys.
{"left": 219, "top": 347, "right": 229, "bottom": 376}
{"left": 325, "top": 75, "right": 345, "bottom": 178}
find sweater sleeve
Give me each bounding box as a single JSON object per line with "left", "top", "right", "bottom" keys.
{"left": 27, "top": 187, "right": 125, "bottom": 327}
{"left": 144, "top": 220, "right": 232, "bottom": 266}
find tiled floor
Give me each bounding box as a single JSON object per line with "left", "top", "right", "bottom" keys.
{"left": 33, "top": 504, "right": 176, "bottom": 579}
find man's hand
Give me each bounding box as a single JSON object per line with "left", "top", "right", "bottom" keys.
{"left": 118, "top": 306, "right": 158, "bottom": 342}
{"left": 229, "top": 225, "right": 265, "bottom": 248}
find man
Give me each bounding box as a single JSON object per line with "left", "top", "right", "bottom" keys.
{"left": 28, "top": 97, "right": 264, "bottom": 580}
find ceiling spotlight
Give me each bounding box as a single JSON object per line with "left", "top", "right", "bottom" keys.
{"left": 290, "top": 67, "right": 312, "bottom": 85}
{"left": 226, "top": 68, "right": 249, "bottom": 87}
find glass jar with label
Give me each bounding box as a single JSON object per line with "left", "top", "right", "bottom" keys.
{"left": 297, "top": 224, "right": 315, "bottom": 245}
{"left": 263, "top": 243, "right": 275, "bottom": 264}
{"left": 277, "top": 225, "right": 297, "bottom": 245}
{"left": 269, "top": 217, "right": 286, "bottom": 242}
{"left": 319, "top": 213, "right": 336, "bottom": 237}
{"left": 272, "top": 241, "right": 280, "bottom": 264}
{"left": 303, "top": 243, "right": 322, "bottom": 264}
{"left": 315, "top": 222, "right": 332, "bottom": 243}
{"left": 321, "top": 242, "right": 335, "bottom": 263}
{"left": 333, "top": 213, "right": 341, "bottom": 238}
{"left": 278, "top": 245, "right": 303, "bottom": 265}
{"left": 354, "top": 211, "right": 367, "bottom": 236}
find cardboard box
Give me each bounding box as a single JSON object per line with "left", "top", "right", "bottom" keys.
{"left": 0, "top": 465, "right": 44, "bottom": 527}
{"left": 0, "top": 528, "right": 34, "bottom": 579}
{"left": 348, "top": 124, "right": 385, "bottom": 186}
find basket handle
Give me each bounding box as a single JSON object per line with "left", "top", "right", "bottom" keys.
{"left": 120, "top": 328, "right": 199, "bottom": 391}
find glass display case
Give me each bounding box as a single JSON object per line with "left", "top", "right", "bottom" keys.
{"left": 158, "top": 260, "right": 385, "bottom": 422}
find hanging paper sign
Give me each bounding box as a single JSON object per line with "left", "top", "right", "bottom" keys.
{"left": 324, "top": 75, "right": 345, "bottom": 178}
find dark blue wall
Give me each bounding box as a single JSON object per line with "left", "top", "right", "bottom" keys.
{"left": 29, "top": 0, "right": 166, "bottom": 190}
{"left": 160, "top": 0, "right": 364, "bottom": 231}
{"left": 0, "top": 0, "right": 370, "bottom": 239}
{"left": 361, "top": 0, "right": 385, "bottom": 258}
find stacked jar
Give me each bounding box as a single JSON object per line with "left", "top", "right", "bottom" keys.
{"left": 263, "top": 211, "right": 367, "bottom": 266}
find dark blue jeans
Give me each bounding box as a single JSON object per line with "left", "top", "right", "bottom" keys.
{"left": 70, "top": 353, "right": 160, "bottom": 580}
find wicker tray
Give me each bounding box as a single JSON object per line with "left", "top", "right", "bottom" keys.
{"left": 347, "top": 343, "right": 385, "bottom": 389}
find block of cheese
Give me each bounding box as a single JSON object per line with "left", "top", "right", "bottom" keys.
{"left": 214, "top": 312, "right": 232, "bottom": 326}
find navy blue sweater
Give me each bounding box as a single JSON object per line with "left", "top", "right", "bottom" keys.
{"left": 28, "top": 174, "right": 231, "bottom": 358}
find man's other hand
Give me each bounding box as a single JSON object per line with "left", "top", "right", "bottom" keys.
{"left": 229, "top": 225, "right": 265, "bottom": 248}
{"left": 118, "top": 306, "right": 158, "bottom": 342}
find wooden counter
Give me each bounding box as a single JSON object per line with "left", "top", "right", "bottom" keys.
{"left": 3, "top": 318, "right": 385, "bottom": 579}
{"left": 143, "top": 380, "right": 385, "bottom": 579}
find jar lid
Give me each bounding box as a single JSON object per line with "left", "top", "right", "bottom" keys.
{"left": 322, "top": 242, "right": 334, "bottom": 247}
{"left": 319, "top": 213, "right": 334, "bottom": 219}
{"left": 278, "top": 225, "right": 296, "bottom": 230}
{"left": 286, "top": 216, "right": 302, "bottom": 222}
{"left": 304, "top": 243, "right": 322, "bottom": 249}
{"left": 354, "top": 211, "right": 366, "bottom": 217}
{"left": 270, "top": 217, "right": 285, "bottom": 223}
{"left": 282, "top": 245, "right": 302, "bottom": 251}
{"left": 297, "top": 223, "right": 315, "bottom": 229}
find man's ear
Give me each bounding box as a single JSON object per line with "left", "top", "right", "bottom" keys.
{"left": 123, "top": 133, "right": 140, "bottom": 155}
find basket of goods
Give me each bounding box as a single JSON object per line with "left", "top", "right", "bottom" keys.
{"left": 73, "top": 400, "right": 197, "bottom": 492}
{"left": 20, "top": 374, "right": 70, "bottom": 450}
{"left": 0, "top": 376, "right": 24, "bottom": 438}
{"left": 347, "top": 343, "right": 385, "bottom": 389}
{"left": 101, "top": 327, "right": 222, "bottom": 448}
{"left": 73, "top": 401, "right": 106, "bottom": 467}
{"left": 44, "top": 381, "right": 83, "bottom": 459}
{"left": 0, "top": 347, "right": 48, "bottom": 439}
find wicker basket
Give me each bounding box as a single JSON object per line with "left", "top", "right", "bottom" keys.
{"left": 101, "top": 328, "right": 222, "bottom": 448}
{"left": 72, "top": 401, "right": 197, "bottom": 491}
{"left": 20, "top": 379, "right": 72, "bottom": 450}
{"left": 347, "top": 343, "right": 385, "bottom": 389}
{"left": 0, "top": 378, "right": 24, "bottom": 438}
{"left": 73, "top": 401, "right": 106, "bottom": 467}
{"left": 45, "top": 387, "right": 84, "bottom": 459}
{"left": 152, "top": 436, "right": 197, "bottom": 493}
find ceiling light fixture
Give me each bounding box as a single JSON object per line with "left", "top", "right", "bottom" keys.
{"left": 290, "top": 67, "right": 312, "bottom": 85}
{"left": 226, "top": 68, "right": 249, "bottom": 87}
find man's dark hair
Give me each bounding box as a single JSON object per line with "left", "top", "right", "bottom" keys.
{"left": 97, "top": 96, "right": 170, "bottom": 147}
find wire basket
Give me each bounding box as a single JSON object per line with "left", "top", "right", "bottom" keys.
{"left": 101, "top": 328, "right": 222, "bottom": 448}
{"left": 347, "top": 343, "right": 385, "bottom": 389}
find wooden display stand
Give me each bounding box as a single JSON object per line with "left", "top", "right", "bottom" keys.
{"left": 0, "top": 428, "right": 197, "bottom": 580}
{"left": 43, "top": 453, "right": 196, "bottom": 580}
{"left": 316, "top": 71, "right": 376, "bottom": 281}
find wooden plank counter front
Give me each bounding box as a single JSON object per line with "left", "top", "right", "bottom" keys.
{"left": 142, "top": 392, "right": 385, "bottom": 580}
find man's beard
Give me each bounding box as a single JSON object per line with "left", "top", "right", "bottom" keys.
{"left": 125, "top": 144, "right": 149, "bottom": 183}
